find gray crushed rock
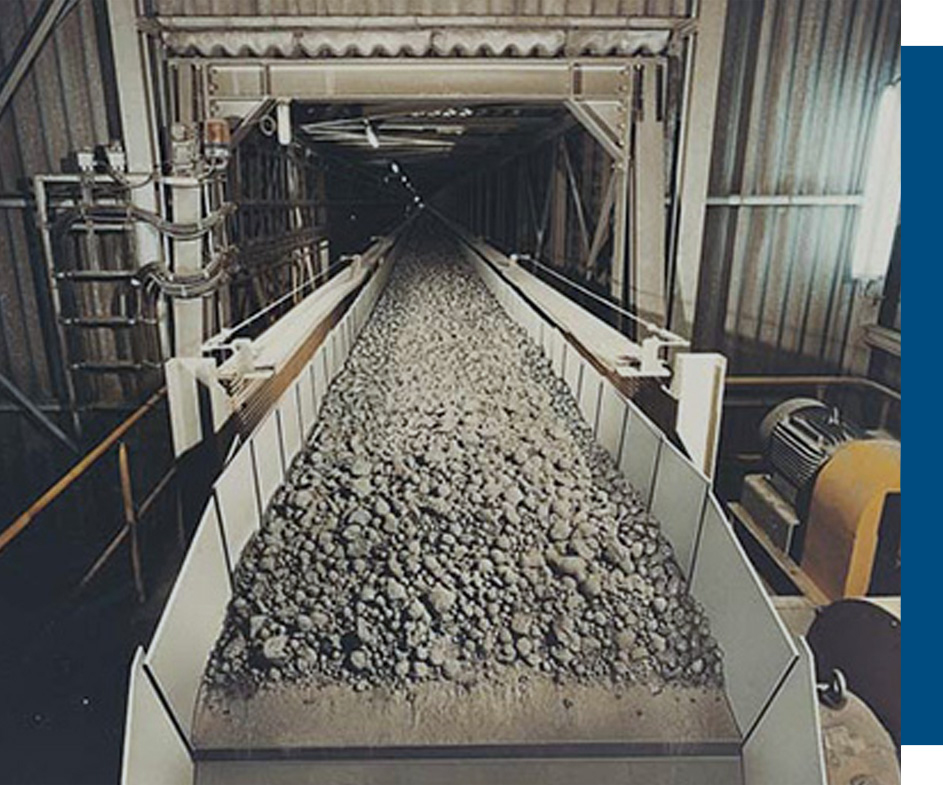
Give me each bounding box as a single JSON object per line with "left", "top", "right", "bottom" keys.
{"left": 205, "top": 231, "right": 723, "bottom": 694}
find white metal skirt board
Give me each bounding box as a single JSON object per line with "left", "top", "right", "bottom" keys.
{"left": 550, "top": 327, "right": 566, "bottom": 377}
{"left": 311, "top": 346, "right": 327, "bottom": 413}
{"left": 691, "top": 497, "right": 799, "bottom": 736}
{"left": 650, "top": 440, "right": 709, "bottom": 578}
{"left": 742, "top": 637, "right": 827, "bottom": 785}
{"left": 618, "top": 405, "right": 661, "bottom": 511}
{"left": 121, "top": 648, "right": 193, "bottom": 785}
{"left": 297, "top": 370, "right": 316, "bottom": 438}
{"left": 251, "top": 412, "right": 283, "bottom": 513}
{"left": 463, "top": 241, "right": 818, "bottom": 784}
{"left": 579, "top": 362, "right": 603, "bottom": 434}
{"left": 144, "top": 502, "right": 232, "bottom": 740}
{"left": 597, "top": 383, "right": 628, "bottom": 461}
{"left": 562, "top": 343, "right": 584, "bottom": 400}
{"left": 278, "top": 388, "right": 303, "bottom": 469}
{"left": 214, "top": 443, "right": 261, "bottom": 566}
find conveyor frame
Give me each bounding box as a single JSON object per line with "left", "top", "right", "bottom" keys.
{"left": 122, "top": 221, "right": 826, "bottom": 785}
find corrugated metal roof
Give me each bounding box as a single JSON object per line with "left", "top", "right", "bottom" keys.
{"left": 154, "top": 16, "right": 673, "bottom": 57}
{"left": 695, "top": 0, "right": 900, "bottom": 376}
{"left": 151, "top": 0, "right": 689, "bottom": 17}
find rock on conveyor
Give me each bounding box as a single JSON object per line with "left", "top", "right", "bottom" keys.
{"left": 205, "top": 228, "right": 723, "bottom": 696}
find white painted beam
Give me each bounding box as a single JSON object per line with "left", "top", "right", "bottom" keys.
{"left": 672, "top": 0, "right": 728, "bottom": 337}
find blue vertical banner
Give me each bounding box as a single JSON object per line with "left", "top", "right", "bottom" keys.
{"left": 903, "top": 43, "right": 933, "bottom": 768}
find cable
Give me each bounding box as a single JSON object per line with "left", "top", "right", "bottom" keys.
{"left": 135, "top": 246, "right": 237, "bottom": 299}
{"left": 511, "top": 253, "right": 688, "bottom": 344}
{"left": 102, "top": 166, "right": 157, "bottom": 191}
{"left": 221, "top": 255, "right": 354, "bottom": 338}
{"left": 51, "top": 202, "right": 236, "bottom": 242}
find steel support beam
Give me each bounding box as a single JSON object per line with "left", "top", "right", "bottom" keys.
{"left": 672, "top": 0, "right": 728, "bottom": 337}
{"left": 632, "top": 62, "right": 667, "bottom": 324}
{"left": 587, "top": 175, "right": 616, "bottom": 273}
{"left": 155, "top": 15, "right": 687, "bottom": 31}
{"left": 0, "top": 0, "right": 71, "bottom": 120}
{"left": 560, "top": 139, "right": 590, "bottom": 258}
{"left": 564, "top": 99, "right": 622, "bottom": 159}
{"left": 565, "top": 78, "right": 635, "bottom": 311}
{"left": 550, "top": 139, "right": 568, "bottom": 265}
{"left": 610, "top": 99, "right": 633, "bottom": 308}
{"left": 106, "top": 0, "right": 163, "bottom": 326}
{"left": 195, "top": 58, "right": 659, "bottom": 116}
{"left": 706, "top": 194, "right": 864, "bottom": 207}
{"left": 0, "top": 371, "right": 79, "bottom": 454}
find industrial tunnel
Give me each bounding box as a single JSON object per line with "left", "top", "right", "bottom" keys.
{"left": 0, "top": 4, "right": 900, "bottom": 785}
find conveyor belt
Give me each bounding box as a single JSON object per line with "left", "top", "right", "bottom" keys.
{"left": 191, "top": 223, "right": 739, "bottom": 782}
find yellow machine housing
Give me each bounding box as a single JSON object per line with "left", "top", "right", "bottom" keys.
{"left": 801, "top": 440, "right": 900, "bottom": 600}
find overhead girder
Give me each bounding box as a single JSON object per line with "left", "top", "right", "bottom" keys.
{"left": 193, "top": 57, "right": 658, "bottom": 113}
{"left": 173, "top": 56, "right": 668, "bottom": 325}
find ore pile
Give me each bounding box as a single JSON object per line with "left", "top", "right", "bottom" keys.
{"left": 206, "top": 230, "right": 723, "bottom": 695}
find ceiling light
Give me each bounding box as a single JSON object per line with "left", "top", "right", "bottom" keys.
{"left": 277, "top": 101, "right": 291, "bottom": 146}
{"left": 364, "top": 121, "right": 380, "bottom": 149}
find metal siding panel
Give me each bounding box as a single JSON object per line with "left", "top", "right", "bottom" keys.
{"left": 699, "top": 0, "right": 899, "bottom": 375}
{"left": 0, "top": 0, "right": 118, "bottom": 400}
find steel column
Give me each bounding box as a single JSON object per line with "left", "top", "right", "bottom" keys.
{"left": 172, "top": 184, "right": 205, "bottom": 357}
{"left": 106, "top": 0, "right": 165, "bottom": 358}
{"left": 632, "top": 62, "right": 667, "bottom": 324}
{"left": 672, "top": 0, "right": 728, "bottom": 337}
{"left": 610, "top": 96, "right": 632, "bottom": 307}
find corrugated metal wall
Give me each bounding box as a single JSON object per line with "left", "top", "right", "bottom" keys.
{"left": 0, "top": 0, "right": 121, "bottom": 520}
{"left": 0, "top": 0, "right": 117, "bottom": 404}
{"left": 694, "top": 0, "right": 901, "bottom": 376}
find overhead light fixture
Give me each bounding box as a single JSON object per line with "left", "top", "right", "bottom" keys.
{"left": 364, "top": 121, "right": 380, "bottom": 149}
{"left": 390, "top": 162, "right": 400, "bottom": 174}
{"left": 277, "top": 100, "right": 291, "bottom": 146}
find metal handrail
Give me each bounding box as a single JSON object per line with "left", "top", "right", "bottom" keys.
{"left": 0, "top": 387, "right": 168, "bottom": 554}
{"left": 725, "top": 374, "right": 900, "bottom": 403}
